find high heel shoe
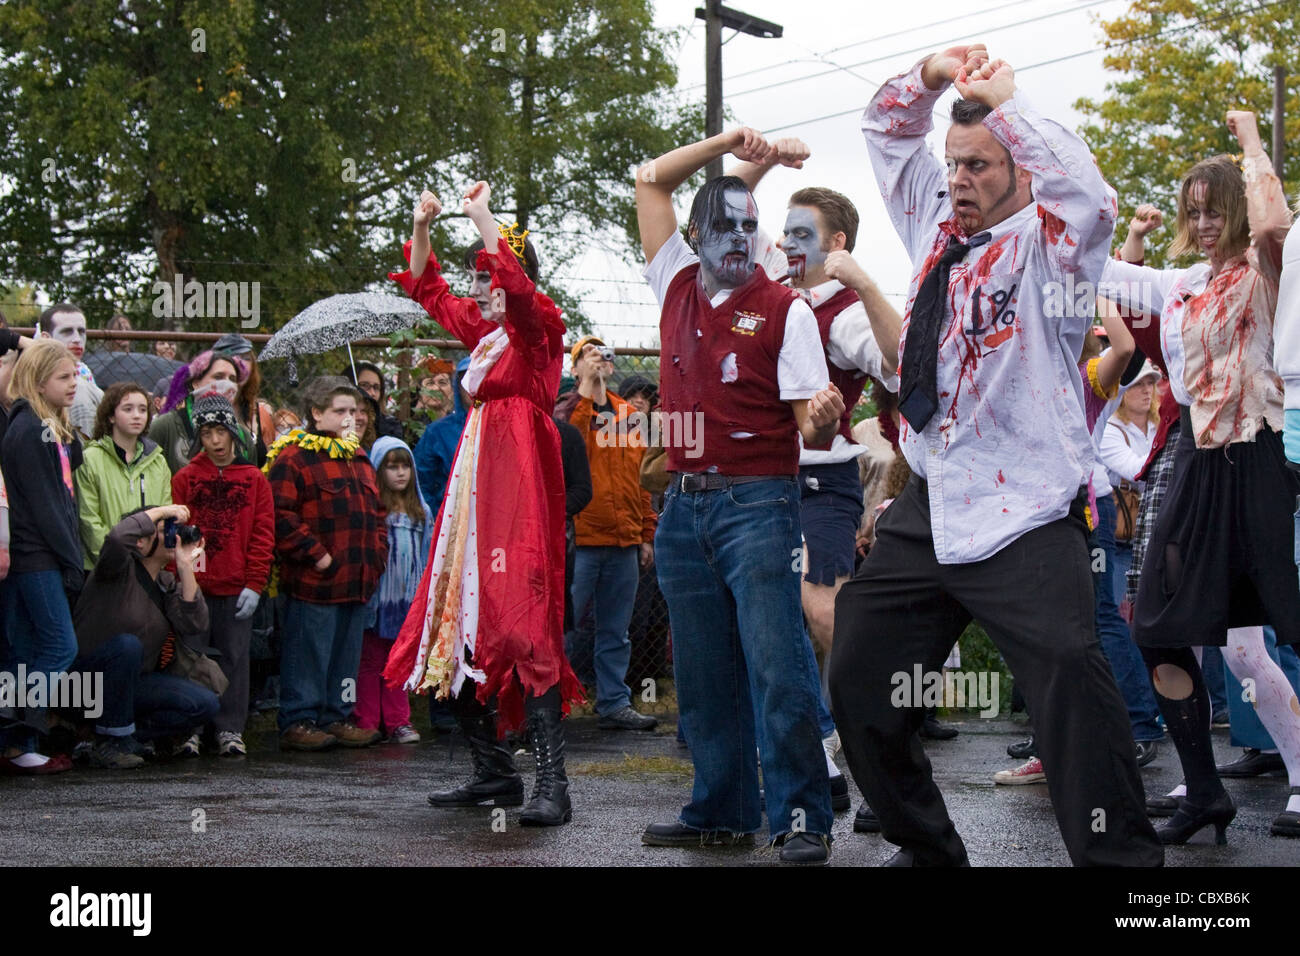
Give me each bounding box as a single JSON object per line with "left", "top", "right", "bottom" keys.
{"left": 1157, "top": 792, "right": 1236, "bottom": 846}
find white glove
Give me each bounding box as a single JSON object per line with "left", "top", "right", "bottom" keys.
{"left": 234, "top": 587, "right": 260, "bottom": 620}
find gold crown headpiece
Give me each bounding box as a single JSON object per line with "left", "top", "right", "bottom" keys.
{"left": 497, "top": 221, "right": 530, "bottom": 261}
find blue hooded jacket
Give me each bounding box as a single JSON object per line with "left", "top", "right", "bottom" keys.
{"left": 413, "top": 356, "right": 470, "bottom": 515}
{"left": 365, "top": 435, "right": 434, "bottom": 639}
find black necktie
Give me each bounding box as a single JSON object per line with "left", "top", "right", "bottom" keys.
{"left": 898, "top": 231, "right": 989, "bottom": 433}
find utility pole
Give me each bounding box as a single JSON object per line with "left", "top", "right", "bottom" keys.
{"left": 1273, "top": 65, "right": 1286, "bottom": 181}
{"left": 695, "top": 1, "right": 783, "bottom": 181}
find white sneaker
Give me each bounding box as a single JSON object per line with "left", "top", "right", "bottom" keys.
{"left": 216, "top": 731, "right": 246, "bottom": 757}
{"left": 388, "top": 725, "right": 420, "bottom": 744}
{"left": 173, "top": 733, "right": 202, "bottom": 758}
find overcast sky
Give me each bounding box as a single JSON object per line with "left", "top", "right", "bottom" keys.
{"left": 560, "top": 0, "right": 1128, "bottom": 348}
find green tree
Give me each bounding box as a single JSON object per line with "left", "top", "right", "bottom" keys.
{"left": 1075, "top": 0, "right": 1299, "bottom": 266}
{"left": 0, "top": 0, "right": 693, "bottom": 334}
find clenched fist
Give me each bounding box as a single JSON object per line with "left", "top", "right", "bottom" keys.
{"left": 923, "top": 43, "right": 989, "bottom": 91}
{"left": 413, "top": 190, "right": 441, "bottom": 227}
{"left": 808, "top": 383, "right": 845, "bottom": 429}
{"left": 823, "top": 250, "right": 873, "bottom": 292}
{"left": 1129, "top": 204, "right": 1163, "bottom": 238}
{"left": 1226, "top": 110, "right": 1262, "bottom": 153}
{"left": 954, "top": 58, "right": 1015, "bottom": 109}
{"left": 730, "top": 127, "right": 771, "bottom": 164}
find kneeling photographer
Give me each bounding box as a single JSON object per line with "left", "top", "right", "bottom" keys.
{"left": 70, "top": 504, "right": 220, "bottom": 768}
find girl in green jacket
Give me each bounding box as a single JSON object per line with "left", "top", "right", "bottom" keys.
{"left": 76, "top": 382, "right": 173, "bottom": 569}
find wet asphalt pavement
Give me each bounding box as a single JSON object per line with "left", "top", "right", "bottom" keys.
{"left": 1, "top": 715, "right": 1297, "bottom": 867}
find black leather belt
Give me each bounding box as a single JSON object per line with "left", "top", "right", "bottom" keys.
{"left": 674, "top": 472, "right": 791, "bottom": 492}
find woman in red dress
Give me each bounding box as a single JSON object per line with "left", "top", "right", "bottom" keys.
{"left": 385, "top": 181, "right": 582, "bottom": 826}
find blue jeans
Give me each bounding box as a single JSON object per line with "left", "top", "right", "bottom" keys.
{"left": 568, "top": 545, "right": 641, "bottom": 715}
{"left": 135, "top": 671, "right": 220, "bottom": 740}
{"left": 0, "top": 570, "right": 78, "bottom": 751}
{"left": 1093, "top": 496, "right": 1162, "bottom": 741}
{"left": 279, "top": 600, "right": 368, "bottom": 730}
{"left": 71, "top": 633, "right": 220, "bottom": 740}
{"left": 71, "top": 633, "right": 143, "bottom": 736}
{"left": 757, "top": 630, "right": 835, "bottom": 746}
{"left": 656, "top": 478, "right": 831, "bottom": 839}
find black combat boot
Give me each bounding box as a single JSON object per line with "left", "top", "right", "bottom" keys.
{"left": 519, "top": 688, "right": 571, "bottom": 826}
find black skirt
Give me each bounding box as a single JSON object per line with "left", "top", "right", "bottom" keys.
{"left": 1132, "top": 408, "right": 1300, "bottom": 648}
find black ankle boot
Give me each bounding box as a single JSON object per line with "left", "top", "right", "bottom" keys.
{"left": 428, "top": 711, "right": 524, "bottom": 808}
{"left": 1157, "top": 791, "right": 1236, "bottom": 846}
{"left": 519, "top": 704, "right": 572, "bottom": 827}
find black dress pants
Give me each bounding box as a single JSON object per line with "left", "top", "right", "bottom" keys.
{"left": 828, "top": 476, "right": 1162, "bottom": 866}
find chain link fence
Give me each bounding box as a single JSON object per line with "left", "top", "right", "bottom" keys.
{"left": 59, "top": 329, "right": 677, "bottom": 715}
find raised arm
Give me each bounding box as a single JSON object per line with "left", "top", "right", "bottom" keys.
{"left": 1228, "top": 110, "right": 1292, "bottom": 282}
{"left": 823, "top": 250, "right": 902, "bottom": 378}
{"left": 635, "top": 127, "right": 775, "bottom": 264}
{"left": 1120, "top": 204, "right": 1163, "bottom": 264}
{"left": 728, "top": 137, "right": 810, "bottom": 192}
{"left": 962, "top": 59, "right": 1117, "bottom": 279}
{"left": 1093, "top": 299, "right": 1136, "bottom": 395}
{"left": 460, "top": 182, "right": 564, "bottom": 365}
{"left": 861, "top": 46, "right": 987, "bottom": 253}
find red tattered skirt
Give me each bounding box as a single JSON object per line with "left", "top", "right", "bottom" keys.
{"left": 383, "top": 396, "right": 583, "bottom": 732}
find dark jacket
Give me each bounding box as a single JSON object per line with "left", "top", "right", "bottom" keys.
{"left": 413, "top": 362, "right": 470, "bottom": 513}
{"left": 1, "top": 399, "right": 84, "bottom": 591}
{"left": 557, "top": 420, "right": 592, "bottom": 518}
{"left": 74, "top": 512, "right": 209, "bottom": 672}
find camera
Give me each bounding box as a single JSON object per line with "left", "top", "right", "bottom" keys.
{"left": 163, "top": 517, "right": 203, "bottom": 548}
{"left": 597, "top": 346, "right": 615, "bottom": 362}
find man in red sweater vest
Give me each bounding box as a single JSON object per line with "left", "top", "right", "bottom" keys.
{"left": 727, "top": 154, "right": 913, "bottom": 828}
{"left": 635, "top": 126, "right": 845, "bottom": 865}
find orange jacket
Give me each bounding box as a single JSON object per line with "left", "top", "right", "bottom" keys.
{"left": 557, "top": 389, "right": 657, "bottom": 547}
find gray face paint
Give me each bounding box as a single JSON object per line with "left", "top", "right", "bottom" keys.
{"left": 779, "top": 206, "right": 827, "bottom": 285}
{"left": 468, "top": 270, "right": 496, "bottom": 323}
{"left": 696, "top": 188, "right": 758, "bottom": 289}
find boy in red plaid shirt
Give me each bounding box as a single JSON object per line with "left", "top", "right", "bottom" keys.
{"left": 265, "top": 376, "right": 388, "bottom": 751}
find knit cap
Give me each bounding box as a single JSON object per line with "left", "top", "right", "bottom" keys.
{"left": 189, "top": 393, "right": 244, "bottom": 458}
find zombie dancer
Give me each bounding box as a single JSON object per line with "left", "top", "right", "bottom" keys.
{"left": 635, "top": 126, "right": 844, "bottom": 864}
{"left": 827, "top": 44, "right": 1162, "bottom": 866}
{"left": 1101, "top": 110, "right": 1300, "bottom": 843}
{"left": 385, "top": 182, "right": 582, "bottom": 827}
{"left": 731, "top": 147, "right": 905, "bottom": 828}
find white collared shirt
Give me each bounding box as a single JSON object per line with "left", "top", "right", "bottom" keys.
{"left": 756, "top": 241, "right": 899, "bottom": 465}
{"left": 862, "top": 61, "right": 1117, "bottom": 563}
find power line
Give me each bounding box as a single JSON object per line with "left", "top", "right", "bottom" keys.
{"left": 760, "top": 0, "right": 1296, "bottom": 136}
{"left": 727, "top": 0, "right": 1111, "bottom": 100}
{"left": 681, "top": 0, "right": 1055, "bottom": 92}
